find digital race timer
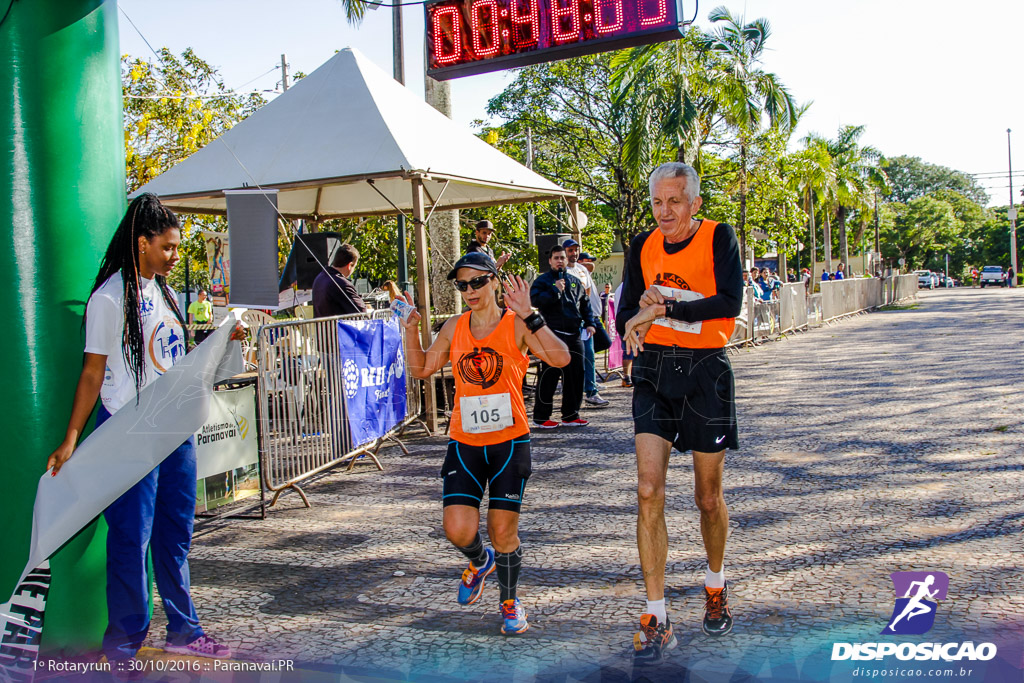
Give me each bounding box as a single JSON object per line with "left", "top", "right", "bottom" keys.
{"left": 425, "top": 0, "right": 687, "bottom": 80}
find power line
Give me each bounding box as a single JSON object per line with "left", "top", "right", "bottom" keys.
{"left": 969, "top": 171, "right": 1024, "bottom": 177}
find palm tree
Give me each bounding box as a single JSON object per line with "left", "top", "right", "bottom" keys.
{"left": 337, "top": 0, "right": 369, "bottom": 23}
{"left": 612, "top": 7, "right": 798, "bottom": 261}
{"left": 823, "top": 125, "right": 888, "bottom": 268}
{"left": 701, "top": 6, "right": 799, "bottom": 261}
{"left": 789, "top": 138, "right": 836, "bottom": 282}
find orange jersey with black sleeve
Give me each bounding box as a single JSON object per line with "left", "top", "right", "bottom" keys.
{"left": 449, "top": 310, "right": 530, "bottom": 446}
{"left": 617, "top": 220, "right": 744, "bottom": 349}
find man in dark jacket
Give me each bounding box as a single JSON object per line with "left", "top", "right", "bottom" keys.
{"left": 312, "top": 243, "right": 366, "bottom": 317}
{"left": 529, "top": 244, "right": 597, "bottom": 428}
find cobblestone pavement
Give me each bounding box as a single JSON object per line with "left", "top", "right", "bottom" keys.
{"left": 165, "top": 288, "right": 1022, "bottom": 681}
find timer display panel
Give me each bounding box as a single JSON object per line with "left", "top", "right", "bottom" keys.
{"left": 426, "top": 0, "right": 686, "bottom": 80}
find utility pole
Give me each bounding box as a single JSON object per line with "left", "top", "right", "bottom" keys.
{"left": 526, "top": 127, "right": 535, "bottom": 245}
{"left": 392, "top": 10, "right": 409, "bottom": 293}
{"left": 281, "top": 53, "right": 290, "bottom": 90}
{"left": 1009, "top": 129, "right": 1018, "bottom": 287}
{"left": 874, "top": 189, "right": 880, "bottom": 275}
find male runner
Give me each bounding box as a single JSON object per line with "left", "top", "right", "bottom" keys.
{"left": 617, "top": 162, "right": 744, "bottom": 663}
{"left": 399, "top": 252, "right": 569, "bottom": 634}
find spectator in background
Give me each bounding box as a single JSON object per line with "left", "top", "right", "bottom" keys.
{"left": 765, "top": 269, "right": 783, "bottom": 299}
{"left": 466, "top": 220, "right": 511, "bottom": 269}
{"left": 787, "top": 269, "right": 797, "bottom": 283}
{"left": 563, "top": 240, "right": 608, "bottom": 407}
{"left": 187, "top": 289, "right": 213, "bottom": 345}
{"left": 312, "top": 244, "right": 366, "bottom": 317}
{"left": 613, "top": 281, "right": 635, "bottom": 387}
{"left": 822, "top": 269, "right": 831, "bottom": 282}
{"left": 601, "top": 283, "right": 612, "bottom": 325}
{"left": 747, "top": 267, "right": 764, "bottom": 300}
{"left": 834, "top": 263, "right": 846, "bottom": 280}
{"left": 530, "top": 245, "right": 597, "bottom": 428}
{"left": 381, "top": 281, "right": 402, "bottom": 302}
{"left": 801, "top": 268, "right": 812, "bottom": 293}
{"left": 756, "top": 269, "right": 773, "bottom": 301}
{"left": 578, "top": 253, "right": 604, "bottom": 326}
{"left": 1008, "top": 266, "right": 1015, "bottom": 287}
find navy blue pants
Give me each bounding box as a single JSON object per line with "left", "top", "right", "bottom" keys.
{"left": 96, "top": 405, "right": 203, "bottom": 661}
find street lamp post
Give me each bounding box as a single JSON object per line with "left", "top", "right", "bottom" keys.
{"left": 1009, "top": 129, "right": 1018, "bottom": 287}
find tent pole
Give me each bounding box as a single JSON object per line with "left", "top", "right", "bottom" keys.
{"left": 411, "top": 178, "right": 437, "bottom": 433}
{"left": 568, "top": 197, "right": 582, "bottom": 242}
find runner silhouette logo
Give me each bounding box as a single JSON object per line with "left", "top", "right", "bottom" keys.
{"left": 882, "top": 571, "right": 948, "bottom": 635}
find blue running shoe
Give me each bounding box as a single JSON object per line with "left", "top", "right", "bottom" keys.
{"left": 500, "top": 598, "right": 529, "bottom": 635}
{"left": 457, "top": 547, "right": 495, "bottom": 605}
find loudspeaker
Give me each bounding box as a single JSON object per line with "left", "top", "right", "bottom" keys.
{"left": 278, "top": 232, "right": 346, "bottom": 291}
{"left": 536, "top": 233, "right": 572, "bottom": 274}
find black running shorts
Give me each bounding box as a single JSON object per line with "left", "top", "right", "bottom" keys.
{"left": 631, "top": 344, "right": 738, "bottom": 453}
{"left": 441, "top": 437, "right": 532, "bottom": 512}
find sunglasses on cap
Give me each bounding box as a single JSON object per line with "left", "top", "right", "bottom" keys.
{"left": 453, "top": 274, "right": 494, "bottom": 292}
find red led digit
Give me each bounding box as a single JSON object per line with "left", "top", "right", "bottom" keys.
{"left": 510, "top": 0, "right": 539, "bottom": 48}
{"left": 470, "top": 0, "right": 501, "bottom": 58}
{"left": 638, "top": 0, "right": 667, "bottom": 27}
{"left": 552, "top": 0, "right": 581, "bottom": 43}
{"left": 593, "top": 0, "right": 623, "bottom": 34}
{"left": 432, "top": 4, "right": 464, "bottom": 65}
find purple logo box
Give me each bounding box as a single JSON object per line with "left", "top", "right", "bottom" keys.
{"left": 891, "top": 571, "right": 948, "bottom": 600}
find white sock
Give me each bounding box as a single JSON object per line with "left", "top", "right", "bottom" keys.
{"left": 645, "top": 598, "right": 667, "bottom": 621}
{"left": 705, "top": 565, "right": 725, "bottom": 589}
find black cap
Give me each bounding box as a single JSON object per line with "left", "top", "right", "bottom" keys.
{"left": 474, "top": 220, "right": 495, "bottom": 232}
{"left": 447, "top": 252, "right": 500, "bottom": 280}
{"left": 562, "top": 238, "right": 580, "bottom": 248}
{"left": 579, "top": 252, "right": 595, "bottom": 261}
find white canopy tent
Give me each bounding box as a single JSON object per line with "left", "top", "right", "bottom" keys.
{"left": 134, "top": 47, "right": 578, "bottom": 431}
{"left": 133, "top": 47, "right": 576, "bottom": 219}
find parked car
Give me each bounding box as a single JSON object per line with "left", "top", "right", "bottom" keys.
{"left": 979, "top": 265, "right": 1006, "bottom": 288}
{"left": 915, "top": 270, "right": 939, "bottom": 289}
{"left": 938, "top": 275, "right": 955, "bottom": 288}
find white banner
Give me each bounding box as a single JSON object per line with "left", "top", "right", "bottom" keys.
{"left": 195, "top": 388, "right": 257, "bottom": 480}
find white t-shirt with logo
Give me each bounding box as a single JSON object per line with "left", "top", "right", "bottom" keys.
{"left": 85, "top": 272, "right": 187, "bottom": 413}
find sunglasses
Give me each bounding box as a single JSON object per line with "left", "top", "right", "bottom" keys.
{"left": 453, "top": 274, "right": 494, "bottom": 292}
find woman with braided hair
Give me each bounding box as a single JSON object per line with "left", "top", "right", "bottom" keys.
{"left": 47, "top": 194, "right": 237, "bottom": 667}
{"left": 399, "top": 252, "right": 569, "bottom": 635}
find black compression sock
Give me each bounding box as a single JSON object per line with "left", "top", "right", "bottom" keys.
{"left": 456, "top": 532, "right": 489, "bottom": 568}
{"left": 496, "top": 545, "right": 523, "bottom": 603}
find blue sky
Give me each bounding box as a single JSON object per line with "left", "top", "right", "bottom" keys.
{"left": 118, "top": 0, "right": 1023, "bottom": 206}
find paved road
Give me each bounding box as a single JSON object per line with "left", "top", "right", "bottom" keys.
{"left": 175, "top": 287, "right": 1023, "bottom": 682}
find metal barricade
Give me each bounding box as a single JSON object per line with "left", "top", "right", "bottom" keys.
{"left": 818, "top": 276, "right": 916, "bottom": 323}
{"left": 254, "top": 310, "right": 428, "bottom": 507}
{"left": 890, "top": 274, "right": 919, "bottom": 303}
{"left": 808, "top": 294, "right": 823, "bottom": 325}
{"left": 752, "top": 299, "right": 780, "bottom": 340}
{"left": 778, "top": 283, "right": 807, "bottom": 334}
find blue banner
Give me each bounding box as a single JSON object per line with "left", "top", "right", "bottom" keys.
{"left": 337, "top": 318, "right": 407, "bottom": 448}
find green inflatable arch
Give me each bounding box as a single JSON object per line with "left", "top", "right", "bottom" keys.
{"left": 1, "top": 0, "right": 125, "bottom": 652}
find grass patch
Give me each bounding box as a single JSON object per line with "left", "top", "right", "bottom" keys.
{"left": 878, "top": 302, "right": 920, "bottom": 311}
{"left": 994, "top": 425, "right": 1010, "bottom": 433}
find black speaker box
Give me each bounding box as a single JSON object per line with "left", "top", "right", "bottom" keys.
{"left": 278, "top": 232, "right": 345, "bottom": 291}
{"left": 535, "top": 233, "right": 572, "bottom": 274}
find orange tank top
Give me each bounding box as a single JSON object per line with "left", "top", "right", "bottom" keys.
{"left": 640, "top": 219, "right": 736, "bottom": 348}
{"left": 449, "top": 309, "right": 530, "bottom": 446}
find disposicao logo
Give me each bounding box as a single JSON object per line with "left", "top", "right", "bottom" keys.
{"left": 883, "top": 571, "right": 948, "bottom": 635}
{"left": 831, "top": 571, "right": 997, "bottom": 663}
